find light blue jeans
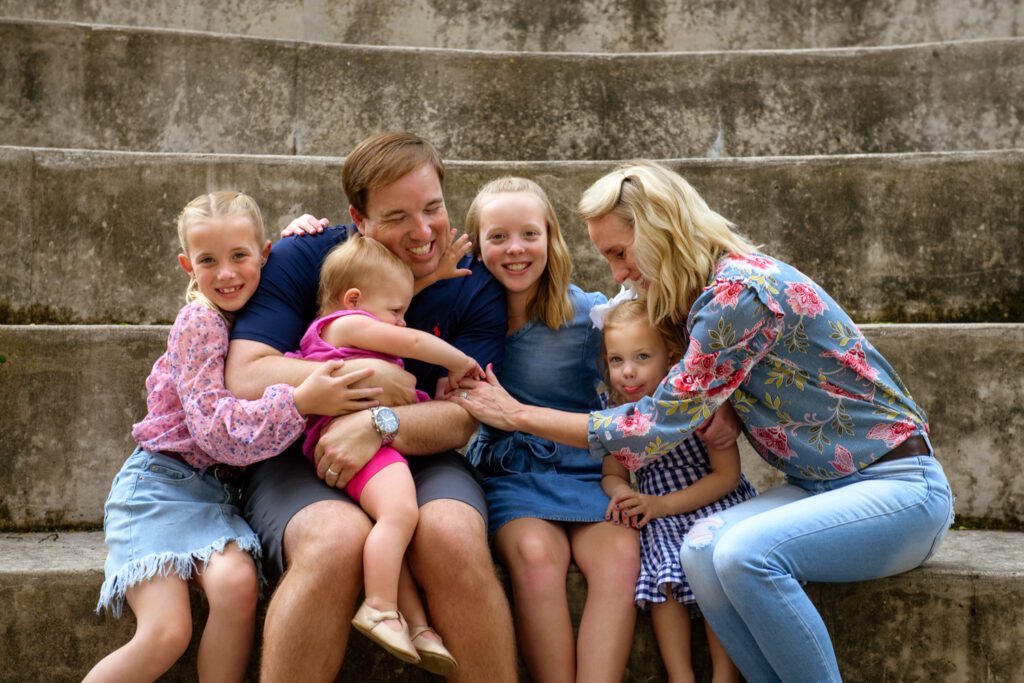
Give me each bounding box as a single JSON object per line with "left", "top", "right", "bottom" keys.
{"left": 679, "top": 453, "right": 953, "bottom": 683}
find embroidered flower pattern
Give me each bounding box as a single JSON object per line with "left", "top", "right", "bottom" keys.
{"left": 750, "top": 426, "right": 797, "bottom": 460}
{"left": 830, "top": 445, "right": 855, "bottom": 475}
{"left": 712, "top": 281, "right": 746, "bottom": 309}
{"left": 866, "top": 421, "right": 918, "bottom": 448}
{"left": 821, "top": 341, "right": 879, "bottom": 381}
{"left": 588, "top": 253, "right": 929, "bottom": 480}
{"left": 611, "top": 447, "right": 645, "bottom": 472}
{"left": 615, "top": 411, "right": 654, "bottom": 438}
{"left": 785, "top": 282, "right": 828, "bottom": 318}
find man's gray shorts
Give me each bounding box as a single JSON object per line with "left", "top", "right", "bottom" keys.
{"left": 242, "top": 444, "right": 487, "bottom": 585}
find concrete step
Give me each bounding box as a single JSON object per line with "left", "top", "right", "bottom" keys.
{"left": 2, "top": 20, "right": 1023, "bottom": 160}
{"left": 2, "top": 146, "right": 1021, "bottom": 325}
{"left": 1, "top": 0, "right": 1021, "bottom": 51}
{"left": 2, "top": 529, "right": 1019, "bottom": 682}
{"left": 0, "top": 323, "right": 1020, "bottom": 532}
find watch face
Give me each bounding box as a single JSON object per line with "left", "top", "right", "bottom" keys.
{"left": 375, "top": 407, "right": 399, "bottom": 434}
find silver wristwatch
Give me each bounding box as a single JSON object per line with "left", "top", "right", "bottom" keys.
{"left": 369, "top": 406, "right": 399, "bottom": 446}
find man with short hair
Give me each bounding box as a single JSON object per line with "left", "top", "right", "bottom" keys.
{"left": 225, "top": 132, "right": 517, "bottom": 681}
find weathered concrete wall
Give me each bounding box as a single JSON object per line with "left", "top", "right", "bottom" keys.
{"left": 1, "top": 324, "right": 1020, "bottom": 531}
{"left": 2, "top": 20, "right": 1024, "bottom": 159}
{"left": 1, "top": 0, "right": 1021, "bottom": 51}
{"left": 1, "top": 147, "right": 1020, "bottom": 325}
{"left": 2, "top": 530, "right": 1018, "bottom": 682}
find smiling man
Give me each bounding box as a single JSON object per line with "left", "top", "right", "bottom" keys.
{"left": 224, "top": 133, "right": 515, "bottom": 682}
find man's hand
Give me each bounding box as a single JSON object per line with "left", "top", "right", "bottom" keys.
{"left": 314, "top": 411, "right": 382, "bottom": 489}
{"left": 351, "top": 359, "right": 419, "bottom": 407}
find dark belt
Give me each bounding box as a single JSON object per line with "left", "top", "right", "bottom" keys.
{"left": 160, "top": 451, "right": 245, "bottom": 484}
{"left": 872, "top": 435, "right": 931, "bottom": 466}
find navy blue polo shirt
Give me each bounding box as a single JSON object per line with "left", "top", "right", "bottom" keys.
{"left": 232, "top": 225, "right": 507, "bottom": 394}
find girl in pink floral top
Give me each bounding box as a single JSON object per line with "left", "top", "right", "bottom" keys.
{"left": 453, "top": 162, "right": 954, "bottom": 683}
{"left": 86, "top": 192, "right": 369, "bottom": 683}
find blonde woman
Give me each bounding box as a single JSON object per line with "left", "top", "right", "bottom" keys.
{"left": 463, "top": 177, "right": 640, "bottom": 683}
{"left": 453, "top": 161, "right": 954, "bottom": 683}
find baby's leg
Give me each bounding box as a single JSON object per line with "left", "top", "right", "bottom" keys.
{"left": 704, "top": 620, "right": 740, "bottom": 683}
{"left": 82, "top": 574, "right": 193, "bottom": 682}
{"left": 359, "top": 460, "right": 419, "bottom": 627}
{"left": 651, "top": 599, "right": 695, "bottom": 683}
{"left": 192, "top": 542, "right": 259, "bottom": 682}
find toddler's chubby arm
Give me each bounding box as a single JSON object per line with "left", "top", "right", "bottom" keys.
{"left": 413, "top": 229, "right": 473, "bottom": 294}
{"left": 322, "top": 314, "right": 484, "bottom": 390}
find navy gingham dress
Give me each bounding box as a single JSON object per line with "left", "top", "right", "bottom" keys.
{"left": 634, "top": 436, "right": 757, "bottom": 610}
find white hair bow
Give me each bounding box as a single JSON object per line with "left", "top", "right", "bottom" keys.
{"left": 589, "top": 283, "right": 638, "bottom": 329}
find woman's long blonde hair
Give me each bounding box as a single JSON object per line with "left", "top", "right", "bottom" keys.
{"left": 177, "top": 191, "right": 266, "bottom": 313}
{"left": 465, "top": 177, "right": 574, "bottom": 330}
{"left": 578, "top": 161, "right": 757, "bottom": 327}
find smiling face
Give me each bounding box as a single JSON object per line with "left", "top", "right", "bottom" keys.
{"left": 587, "top": 212, "right": 644, "bottom": 286}
{"left": 351, "top": 162, "right": 451, "bottom": 279}
{"left": 604, "top": 319, "right": 673, "bottom": 403}
{"left": 477, "top": 191, "right": 549, "bottom": 299}
{"left": 178, "top": 214, "right": 270, "bottom": 312}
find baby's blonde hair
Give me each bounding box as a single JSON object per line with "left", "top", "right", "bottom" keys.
{"left": 177, "top": 191, "right": 266, "bottom": 312}
{"left": 601, "top": 299, "right": 688, "bottom": 405}
{"left": 318, "top": 234, "right": 413, "bottom": 315}
{"left": 464, "top": 177, "right": 574, "bottom": 330}
{"left": 578, "top": 161, "right": 758, "bottom": 327}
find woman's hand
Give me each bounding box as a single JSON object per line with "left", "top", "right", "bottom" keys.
{"left": 449, "top": 363, "right": 524, "bottom": 431}
{"left": 292, "top": 360, "right": 381, "bottom": 416}
{"left": 608, "top": 490, "right": 661, "bottom": 529}
{"left": 280, "top": 213, "right": 330, "bottom": 238}
{"left": 696, "top": 400, "right": 742, "bottom": 450}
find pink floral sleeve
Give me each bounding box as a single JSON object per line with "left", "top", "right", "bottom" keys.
{"left": 172, "top": 304, "right": 305, "bottom": 466}
{"left": 588, "top": 285, "right": 782, "bottom": 471}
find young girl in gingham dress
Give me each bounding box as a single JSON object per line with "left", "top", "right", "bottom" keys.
{"left": 597, "top": 297, "right": 756, "bottom": 683}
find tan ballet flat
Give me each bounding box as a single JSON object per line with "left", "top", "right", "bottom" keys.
{"left": 410, "top": 625, "right": 458, "bottom": 676}
{"left": 351, "top": 601, "right": 420, "bottom": 664}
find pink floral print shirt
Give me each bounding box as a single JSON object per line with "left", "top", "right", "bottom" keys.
{"left": 131, "top": 302, "right": 305, "bottom": 469}
{"left": 588, "top": 254, "right": 929, "bottom": 480}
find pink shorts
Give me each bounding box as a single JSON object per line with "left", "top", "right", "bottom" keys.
{"left": 344, "top": 446, "right": 408, "bottom": 501}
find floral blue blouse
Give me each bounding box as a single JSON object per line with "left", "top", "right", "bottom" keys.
{"left": 588, "top": 253, "right": 929, "bottom": 481}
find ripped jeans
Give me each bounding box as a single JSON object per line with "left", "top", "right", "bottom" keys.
{"left": 679, "top": 454, "right": 953, "bottom": 683}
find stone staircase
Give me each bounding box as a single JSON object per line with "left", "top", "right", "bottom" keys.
{"left": 1, "top": 2, "right": 1022, "bottom": 681}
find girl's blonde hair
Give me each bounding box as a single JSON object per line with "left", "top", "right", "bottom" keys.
{"left": 318, "top": 234, "right": 413, "bottom": 315}
{"left": 177, "top": 191, "right": 266, "bottom": 312}
{"left": 601, "top": 299, "right": 688, "bottom": 405}
{"left": 464, "top": 177, "right": 574, "bottom": 330}
{"left": 578, "top": 161, "right": 758, "bottom": 327}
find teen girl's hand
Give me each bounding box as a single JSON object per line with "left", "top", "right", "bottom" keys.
{"left": 280, "top": 213, "right": 330, "bottom": 238}
{"left": 449, "top": 363, "right": 523, "bottom": 431}
{"left": 292, "top": 359, "right": 382, "bottom": 416}
{"left": 436, "top": 229, "right": 473, "bottom": 280}
{"left": 696, "top": 400, "right": 742, "bottom": 451}
{"left": 607, "top": 490, "right": 661, "bottom": 529}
